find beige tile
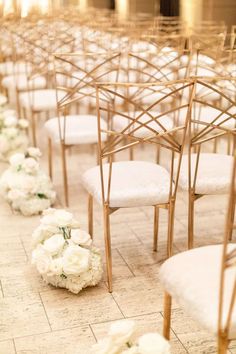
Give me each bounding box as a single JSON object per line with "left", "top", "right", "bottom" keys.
{"left": 111, "top": 275, "right": 178, "bottom": 318}
{"left": 91, "top": 312, "right": 187, "bottom": 353}
{"left": 0, "top": 293, "right": 50, "bottom": 341}
{"left": 0, "top": 264, "right": 50, "bottom": 297}
{"left": 101, "top": 249, "right": 134, "bottom": 281}
{"left": 169, "top": 309, "right": 232, "bottom": 354}
{"left": 15, "top": 326, "right": 95, "bottom": 354}
{"left": 117, "top": 243, "right": 179, "bottom": 275}
{"left": 0, "top": 237, "right": 27, "bottom": 266}
{"left": 40, "top": 284, "right": 123, "bottom": 330}
{"left": 0, "top": 340, "right": 15, "bottom": 354}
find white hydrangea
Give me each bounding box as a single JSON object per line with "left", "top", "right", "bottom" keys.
{"left": 0, "top": 148, "right": 56, "bottom": 216}
{"left": 91, "top": 321, "right": 171, "bottom": 354}
{"left": 32, "top": 208, "right": 103, "bottom": 295}
{"left": 0, "top": 108, "right": 29, "bottom": 161}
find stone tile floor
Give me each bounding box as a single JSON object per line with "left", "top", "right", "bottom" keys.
{"left": 0, "top": 143, "right": 235, "bottom": 354}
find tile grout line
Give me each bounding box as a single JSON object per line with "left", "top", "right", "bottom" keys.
{"left": 20, "top": 237, "right": 29, "bottom": 262}
{"left": 89, "top": 324, "right": 98, "bottom": 342}
{"left": 12, "top": 338, "right": 17, "bottom": 354}
{"left": 115, "top": 248, "right": 136, "bottom": 277}
{"left": 159, "top": 311, "right": 190, "bottom": 354}
{"left": 38, "top": 292, "right": 53, "bottom": 332}
{"left": 0, "top": 279, "right": 4, "bottom": 298}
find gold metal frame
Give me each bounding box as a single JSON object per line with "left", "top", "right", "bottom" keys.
{"left": 93, "top": 79, "right": 194, "bottom": 292}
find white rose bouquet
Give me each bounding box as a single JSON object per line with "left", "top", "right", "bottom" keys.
{"left": 0, "top": 147, "right": 56, "bottom": 216}
{"left": 32, "top": 208, "right": 103, "bottom": 294}
{"left": 91, "top": 320, "right": 170, "bottom": 354}
{"left": 0, "top": 108, "right": 29, "bottom": 161}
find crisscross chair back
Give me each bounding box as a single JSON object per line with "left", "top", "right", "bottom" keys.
{"left": 52, "top": 52, "right": 122, "bottom": 143}
{"left": 190, "top": 77, "right": 236, "bottom": 151}
{"left": 95, "top": 80, "right": 194, "bottom": 206}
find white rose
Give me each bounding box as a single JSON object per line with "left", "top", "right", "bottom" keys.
{"left": 91, "top": 338, "right": 120, "bottom": 354}
{"left": 27, "top": 147, "right": 42, "bottom": 159}
{"left": 41, "top": 209, "right": 76, "bottom": 228}
{"left": 2, "top": 109, "right": 16, "bottom": 118}
{"left": 4, "top": 127, "right": 18, "bottom": 138}
{"left": 138, "top": 333, "right": 170, "bottom": 354}
{"left": 32, "top": 245, "right": 52, "bottom": 274}
{"left": 71, "top": 229, "right": 92, "bottom": 247}
{"left": 4, "top": 116, "right": 17, "bottom": 127}
{"left": 7, "top": 189, "right": 26, "bottom": 201}
{"left": 108, "top": 320, "right": 135, "bottom": 348}
{"left": 18, "top": 118, "right": 29, "bottom": 129}
{"left": 49, "top": 258, "right": 63, "bottom": 275}
{"left": 62, "top": 245, "right": 90, "bottom": 275}
{"left": 32, "top": 224, "right": 58, "bottom": 246}
{"left": 9, "top": 153, "right": 25, "bottom": 167}
{"left": 0, "top": 135, "right": 9, "bottom": 153}
{"left": 43, "top": 234, "right": 65, "bottom": 256}
{"left": 121, "top": 347, "right": 139, "bottom": 354}
{"left": 22, "top": 157, "right": 39, "bottom": 174}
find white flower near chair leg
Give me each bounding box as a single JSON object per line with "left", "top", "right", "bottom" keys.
{"left": 91, "top": 320, "right": 170, "bottom": 354}
{"left": 32, "top": 208, "right": 103, "bottom": 294}
{"left": 0, "top": 147, "right": 56, "bottom": 216}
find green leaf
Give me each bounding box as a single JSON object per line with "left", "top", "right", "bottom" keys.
{"left": 60, "top": 274, "right": 67, "bottom": 279}
{"left": 37, "top": 193, "right": 47, "bottom": 199}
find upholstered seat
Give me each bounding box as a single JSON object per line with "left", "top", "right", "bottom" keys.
{"left": 44, "top": 114, "right": 107, "bottom": 145}
{"left": 176, "top": 153, "right": 234, "bottom": 195}
{"left": 177, "top": 105, "right": 235, "bottom": 129}
{"left": 160, "top": 244, "right": 236, "bottom": 338}
{"left": 19, "top": 89, "right": 65, "bottom": 111}
{"left": 141, "top": 88, "right": 174, "bottom": 105}
{"left": 81, "top": 161, "right": 173, "bottom": 208}
{"left": 0, "top": 61, "right": 31, "bottom": 76}
{"left": 112, "top": 110, "right": 173, "bottom": 138}
{"left": 2, "top": 74, "right": 46, "bottom": 91}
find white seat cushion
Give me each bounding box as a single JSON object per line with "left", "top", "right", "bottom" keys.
{"left": 44, "top": 115, "right": 107, "bottom": 145}
{"left": 81, "top": 161, "right": 172, "bottom": 208}
{"left": 2, "top": 74, "right": 46, "bottom": 90}
{"left": 19, "top": 89, "right": 65, "bottom": 111}
{"left": 112, "top": 111, "right": 173, "bottom": 139}
{"left": 160, "top": 244, "right": 236, "bottom": 338}
{"left": 0, "top": 61, "right": 31, "bottom": 76}
{"left": 178, "top": 105, "right": 236, "bottom": 129}
{"left": 177, "top": 153, "right": 233, "bottom": 195}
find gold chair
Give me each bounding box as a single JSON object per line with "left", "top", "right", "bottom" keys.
{"left": 176, "top": 77, "right": 236, "bottom": 249}
{"left": 81, "top": 79, "right": 194, "bottom": 292}
{"left": 160, "top": 141, "right": 236, "bottom": 354}
{"left": 45, "top": 52, "right": 122, "bottom": 206}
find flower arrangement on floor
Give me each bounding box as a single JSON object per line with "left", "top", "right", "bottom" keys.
{"left": 0, "top": 108, "right": 29, "bottom": 161}
{"left": 91, "top": 320, "right": 170, "bottom": 354}
{"left": 0, "top": 147, "right": 56, "bottom": 215}
{"left": 32, "top": 208, "right": 103, "bottom": 294}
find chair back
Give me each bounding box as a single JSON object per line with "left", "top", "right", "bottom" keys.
{"left": 95, "top": 80, "right": 194, "bottom": 205}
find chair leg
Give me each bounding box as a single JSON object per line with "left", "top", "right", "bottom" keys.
{"left": 163, "top": 292, "right": 172, "bottom": 340}
{"left": 103, "top": 203, "right": 112, "bottom": 293}
{"left": 218, "top": 333, "right": 229, "bottom": 354}
{"left": 31, "top": 111, "right": 37, "bottom": 147}
{"left": 88, "top": 194, "right": 93, "bottom": 239}
{"left": 48, "top": 138, "right": 53, "bottom": 180}
{"left": 167, "top": 200, "right": 175, "bottom": 257}
{"left": 61, "top": 143, "right": 69, "bottom": 207}
{"left": 153, "top": 205, "right": 159, "bottom": 252}
{"left": 156, "top": 145, "right": 161, "bottom": 164}
{"left": 188, "top": 190, "right": 195, "bottom": 249}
